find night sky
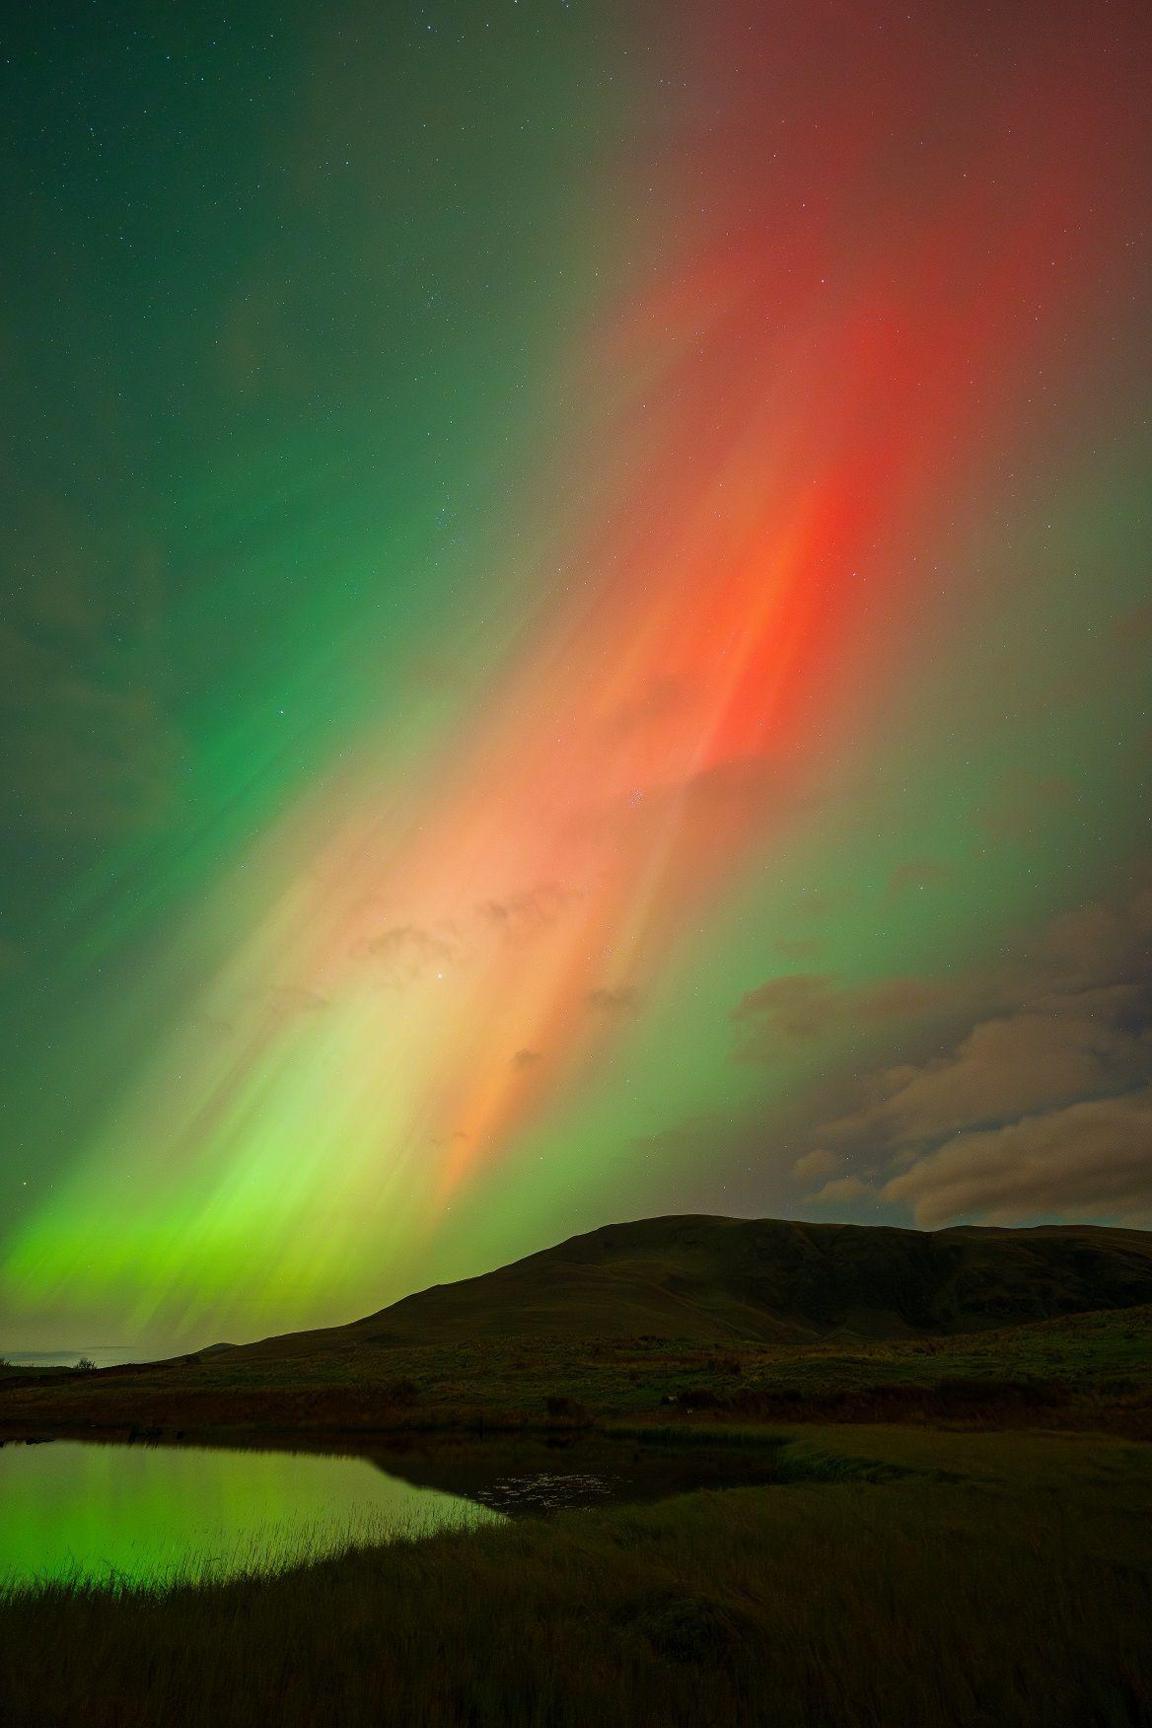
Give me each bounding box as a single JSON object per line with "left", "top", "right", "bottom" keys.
{"left": 2, "top": 1, "right": 1150, "bottom": 1351}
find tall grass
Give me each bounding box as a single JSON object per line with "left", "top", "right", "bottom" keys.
{"left": 2, "top": 1427, "right": 1150, "bottom": 1727}
{"left": 0, "top": 1506, "right": 500, "bottom": 1599}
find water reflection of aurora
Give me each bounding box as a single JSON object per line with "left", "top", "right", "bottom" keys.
{"left": 0, "top": 1443, "right": 499, "bottom": 1589}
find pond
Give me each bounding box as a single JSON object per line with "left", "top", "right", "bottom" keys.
{"left": 0, "top": 1433, "right": 782, "bottom": 1591}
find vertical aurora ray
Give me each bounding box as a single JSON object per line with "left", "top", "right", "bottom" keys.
{"left": 2, "top": 1, "right": 1149, "bottom": 1344}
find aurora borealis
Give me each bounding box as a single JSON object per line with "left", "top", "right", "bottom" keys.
{"left": 2, "top": 1, "right": 1150, "bottom": 1351}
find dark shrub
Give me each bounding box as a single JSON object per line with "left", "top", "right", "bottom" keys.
{"left": 705, "top": 1355, "right": 743, "bottom": 1375}
{"left": 936, "top": 1377, "right": 1036, "bottom": 1404}
{"left": 545, "top": 1394, "right": 591, "bottom": 1424}
{"left": 385, "top": 1378, "right": 419, "bottom": 1404}
{"left": 675, "top": 1386, "right": 724, "bottom": 1411}
{"left": 632, "top": 1593, "right": 753, "bottom": 1665}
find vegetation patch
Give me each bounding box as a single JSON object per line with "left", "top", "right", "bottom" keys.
{"left": 1, "top": 1426, "right": 1149, "bottom": 1728}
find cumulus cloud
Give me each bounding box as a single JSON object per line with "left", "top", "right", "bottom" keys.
{"left": 793, "top": 873, "right": 1152, "bottom": 1226}
{"left": 790, "top": 1147, "right": 839, "bottom": 1184}
{"left": 821, "top": 984, "right": 1152, "bottom": 1148}
{"left": 813, "top": 1174, "right": 874, "bottom": 1206}
{"left": 881, "top": 1088, "right": 1152, "bottom": 1227}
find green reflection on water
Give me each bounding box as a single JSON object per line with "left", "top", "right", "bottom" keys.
{"left": 0, "top": 1442, "right": 500, "bottom": 1589}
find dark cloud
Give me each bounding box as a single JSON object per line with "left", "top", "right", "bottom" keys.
{"left": 356, "top": 886, "right": 577, "bottom": 989}
{"left": 475, "top": 884, "right": 572, "bottom": 941}
{"left": 364, "top": 923, "right": 459, "bottom": 985}
{"left": 1033, "top": 893, "right": 1152, "bottom": 992}
{"left": 588, "top": 985, "right": 641, "bottom": 1014}
{"left": 733, "top": 974, "right": 838, "bottom": 1042}
{"left": 732, "top": 973, "right": 948, "bottom": 1057}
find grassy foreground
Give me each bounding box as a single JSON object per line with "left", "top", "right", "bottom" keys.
{"left": 2, "top": 1424, "right": 1150, "bottom": 1728}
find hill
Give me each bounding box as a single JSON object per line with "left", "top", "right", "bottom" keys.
{"left": 4, "top": 1216, "right": 1150, "bottom": 1438}
{"left": 229, "top": 1214, "right": 1152, "bottom": 1358}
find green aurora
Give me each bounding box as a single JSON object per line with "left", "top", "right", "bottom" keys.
{"left": 1, "top": 1, "right": 1150, "bottom": 1350}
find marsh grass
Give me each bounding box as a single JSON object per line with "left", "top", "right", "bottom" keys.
{"left": 1, "top": 1426, "right": 1149, "bottom": 1728}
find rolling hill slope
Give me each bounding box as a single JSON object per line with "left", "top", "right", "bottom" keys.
{"left": 230, "top": 1215, "right": 1152, "bottom": 1358}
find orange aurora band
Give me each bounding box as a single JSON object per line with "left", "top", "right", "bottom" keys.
{"left": 293, "top": 18, "right": 1114, "bottom": 1198}
{"left": 4, "top": 0, "right": 1143, "bottom": 1333}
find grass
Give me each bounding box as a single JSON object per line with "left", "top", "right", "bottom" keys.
{"left": 3, "top": 1303, "right": 1149, "bottom": 1439}
{"left": 1, "top": 1424, "right": 1149, "bottom": 1727}
{"left": 5, "top": 1232, "right": 1147, "bottom": 1722}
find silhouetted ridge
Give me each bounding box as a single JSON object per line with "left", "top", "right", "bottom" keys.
{"left": 228, "top": 1216, "right": 1152, "bottom": 1359}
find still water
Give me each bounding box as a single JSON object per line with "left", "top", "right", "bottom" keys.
{"left": 0, "top": 1440, "right": 500, "bottom": 1589}
{"left": 0, "top": 1435, "right": 780, "bottom": 1591}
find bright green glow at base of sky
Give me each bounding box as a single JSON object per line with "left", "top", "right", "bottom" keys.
{"left": 1, "top": 2, "right": 1150, "bottom": 1350}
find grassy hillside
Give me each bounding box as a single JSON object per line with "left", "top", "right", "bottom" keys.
{"left": 232, "top": 1214, "right": 1152, "bottom": 1357}
{"left": 2, "top": 1303, "right": 1149, "bottom": 1440}
{"left": 3, "top": 1217, "right": 1150, "bottom": 1438}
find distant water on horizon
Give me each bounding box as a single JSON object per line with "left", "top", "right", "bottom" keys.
{"left": 1, "top": 1345, "right": 149, "bottom": 1369}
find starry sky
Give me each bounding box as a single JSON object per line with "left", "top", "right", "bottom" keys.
{"left": 1, "top": 0, "right": 1150, "bottom": 1351}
